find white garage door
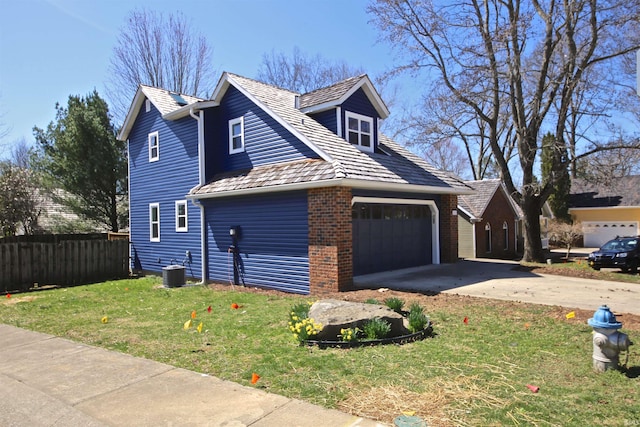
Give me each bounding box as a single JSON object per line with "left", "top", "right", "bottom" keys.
{"left": 582, "top": 221, "right": 639, "bottom": 247}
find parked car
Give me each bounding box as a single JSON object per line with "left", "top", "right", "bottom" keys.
{"left": 587, "top": 236, "right": 639, "bottom": 273}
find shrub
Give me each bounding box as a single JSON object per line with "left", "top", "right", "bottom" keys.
{"left": 407, "top": 303, "right": 429, "bottom": 333}
{"left": 384, "top": 297, "right": 405, "bottom": 313}
{"left": 364, "top": 298, "right": 380, "bottom": 305}
{"left": 363, "top": 317, "right": 391, "bottom": 340}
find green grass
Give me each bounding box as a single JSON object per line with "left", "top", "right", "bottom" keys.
{"left": 1, "top": 277, "right": 639, "bottom": 426}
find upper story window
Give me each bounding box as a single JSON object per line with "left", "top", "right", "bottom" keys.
{"left": 149, "top": 203, "right": 160, "bottom": 242}
{"left": 148, "top": 131, "right": 159, "bottom": 162}
{"left": 145, "top": 99, "right": 151, "bottom": 113}
{"left": 175, "top": 200, "right": 188, "bottom": 232}
{"left": 229, "top": 117, "right": 245, "bottom": 154}
{"left": 345, "top": 111, "right": 374, "bottom": 153}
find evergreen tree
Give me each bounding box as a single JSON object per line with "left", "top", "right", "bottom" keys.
{"left": 541, "top": 133, "right": 571, "bottom": 222}
{"left": 33, "top": 91, "right": 127, "bottom": 232}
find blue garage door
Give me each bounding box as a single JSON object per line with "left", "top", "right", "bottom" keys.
{"left": 352, "top": 203, "right": 432, "bottom": 275}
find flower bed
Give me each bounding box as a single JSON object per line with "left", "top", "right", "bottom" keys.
{"left": 288, "top": 298, "right": 434, "bottom": 348}
{"left": 303, "top": 323, "right": 434, "bottom": 349}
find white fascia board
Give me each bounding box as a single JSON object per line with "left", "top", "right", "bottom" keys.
{"left": 457, "top": 205, "right": 478, "bottom": 221}
{"left": 223, "top": 74, "right": 334, "bottom": 163}
{"left": 117, "top": 87, "right": 146, "bottom": 141}
{"left": 187, "top": 178, "right": 474, "bottom": 201}
{"left": 343, "top": 179, "right": 474, "bottom": 195}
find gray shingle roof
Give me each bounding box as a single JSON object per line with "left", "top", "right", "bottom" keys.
{"left": 458, "top": 179, "right": 523, "bottom": 219}
{"left": 458, "top": 179, "right": 502, "bottom": 218}
{"left": 140, "top": 85, "right": 203, "bottom": 116}
{"left": 570, "top": 176, "right": 640, "bottom": 208}
{"left": 298, "top": 75, "right": 365, "bottom": 109}
{"left": 191, "top": 159, "right": 336, "bottom": 195}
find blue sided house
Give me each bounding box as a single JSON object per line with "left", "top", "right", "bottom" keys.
{"left": 118, "top": 72, "right": 472, "bottom": 294}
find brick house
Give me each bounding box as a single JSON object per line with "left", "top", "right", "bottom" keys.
{"left": 458, "top": 179, "right": 522, "bottom": 259}
{"left": 118, "top": 72, "right": 472, "bottom": 294}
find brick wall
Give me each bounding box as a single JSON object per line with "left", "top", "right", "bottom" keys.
{"left": 308, "top": 187, "right": 353, "bottom": 294}
{"left": 440, "top": 194, "right": 459, "bottom": 263}
{"left": 474, "top": 188, "right": 518, "bottom": 259}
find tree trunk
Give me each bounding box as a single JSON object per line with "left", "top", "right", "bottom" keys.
{"left": 521, "top": 195, "right": 545, "bottom": 263}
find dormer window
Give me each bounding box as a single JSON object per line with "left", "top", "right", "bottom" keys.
{"left": 345, "top": 111, "right": 373, "bottom": 152}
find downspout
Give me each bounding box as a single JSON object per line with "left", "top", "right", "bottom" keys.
{"left": 190, "top": 107, "right": 207, "bottom": 284}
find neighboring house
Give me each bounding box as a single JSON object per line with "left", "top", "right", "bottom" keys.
{"left": 457, "top": 179, "right": 522, "bottom": 259}
{"left": 30, "top": 188, "right": 107, "bottom": 234}
{"left": 569, "top": 176, "right": 640, "bottom": 247}
{"left": 118, "top": 72, "right": 472, "bottom": 295}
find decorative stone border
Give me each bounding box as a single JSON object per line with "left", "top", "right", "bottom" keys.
{"left": 302, "top": 324, "right": 434, "bottom": 349}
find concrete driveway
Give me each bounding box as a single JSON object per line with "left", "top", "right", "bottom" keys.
{"left": 353, "top": 258, "right": 639, "bottom": 315}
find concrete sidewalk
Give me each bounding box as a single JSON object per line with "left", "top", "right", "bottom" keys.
{"left": 354, "top": 258, "right": 640, "bottom": 315}
{"left": 0, "top": 324, "right": 385, "bottom": 427}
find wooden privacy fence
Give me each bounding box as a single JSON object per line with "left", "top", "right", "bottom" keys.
{"left": 0, "top": 239, "right": 130, "bottom": 293}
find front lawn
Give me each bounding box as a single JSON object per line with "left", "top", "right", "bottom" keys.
{"left": 1, "top": 277, "right": 638, "bottom": 426}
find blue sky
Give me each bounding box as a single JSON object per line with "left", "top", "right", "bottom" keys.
{"left": 0, "top": 0, "right": 402, "bottom": 156}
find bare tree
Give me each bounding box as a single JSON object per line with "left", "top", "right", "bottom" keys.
{"left": 0, "top": 161, "right": 41, "bottom": 236}
{"left": 369, "top": 0, "right": 640, "bottom": 262}
{"left": 257, "top": 47, "right": 365, "bottom": 94}
{"left": 106, "top": 8, "right": 215, "bottom": 124}
{"left": 419, "top": 137, "right": 470, "bottom": 179}
{"left": 548, "top": 220, "right": 583, "bottom": 259}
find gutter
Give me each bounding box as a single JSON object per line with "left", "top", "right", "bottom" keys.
{"left": 187, "top": 178, "right": 475, "bottom": 201}
{"left": 189, "top": 106, "right": 207, "bottom": 285}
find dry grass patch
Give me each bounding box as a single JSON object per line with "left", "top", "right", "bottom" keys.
{"left": 338, "top": 374, "right": 512, "bottom": 427}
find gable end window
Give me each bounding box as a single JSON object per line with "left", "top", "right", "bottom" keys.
{"left": 229, "top": 117, "right": 245, "bottom": 154}
{"left": 150, "top": 203, "right": 160, "bottom": 242}
{"left": 175, "top": 200, "right": 188, "bottom": 232}
{"left": 149, "top": 131, "right": 159, "bottom": 162}
{"left": 345, "top": 111, "right": 374, "bottom": 152}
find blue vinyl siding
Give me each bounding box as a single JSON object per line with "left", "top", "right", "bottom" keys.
{"left": 341, "top": 88, "right": 379, "bottom": 150}
{"left": 128, "top": 103, "right": 203, "bottom": 278}
{"left": 203, "top": 191, "right": 310, "bottom": 294}
{"left": 308, "top": 109, "right": 338, "bottom": 134}
{"left": 203, "top": 86, "right": 318, "bottom": 180}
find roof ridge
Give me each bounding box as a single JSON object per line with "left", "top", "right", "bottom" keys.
{"left": 299, "top": 74, "right": 367, "bottom": 97}
{"left": 225, "top": 72, "right": 300, "bottom": 95}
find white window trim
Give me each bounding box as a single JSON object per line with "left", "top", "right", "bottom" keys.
{"left": 148, "top": 131, "right": 159, "bottom": 162}
{"left": 345, "top": 111, "right": 374, "bottom": 153}
{"left": 145, "top": 99, "right": 151, "bottom": 113}
{"left": 229, "top": 116, "right": 245, "bottom": 154}
{"left": 149, "top": 203, "right": 160, "bottom": 242}
{"left": 175, "top": 200, "right": 188, "bottom": 232}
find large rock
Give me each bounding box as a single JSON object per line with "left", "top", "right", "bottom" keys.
{"left": 308, "top": 299, "right": 409, "bottom": 341}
